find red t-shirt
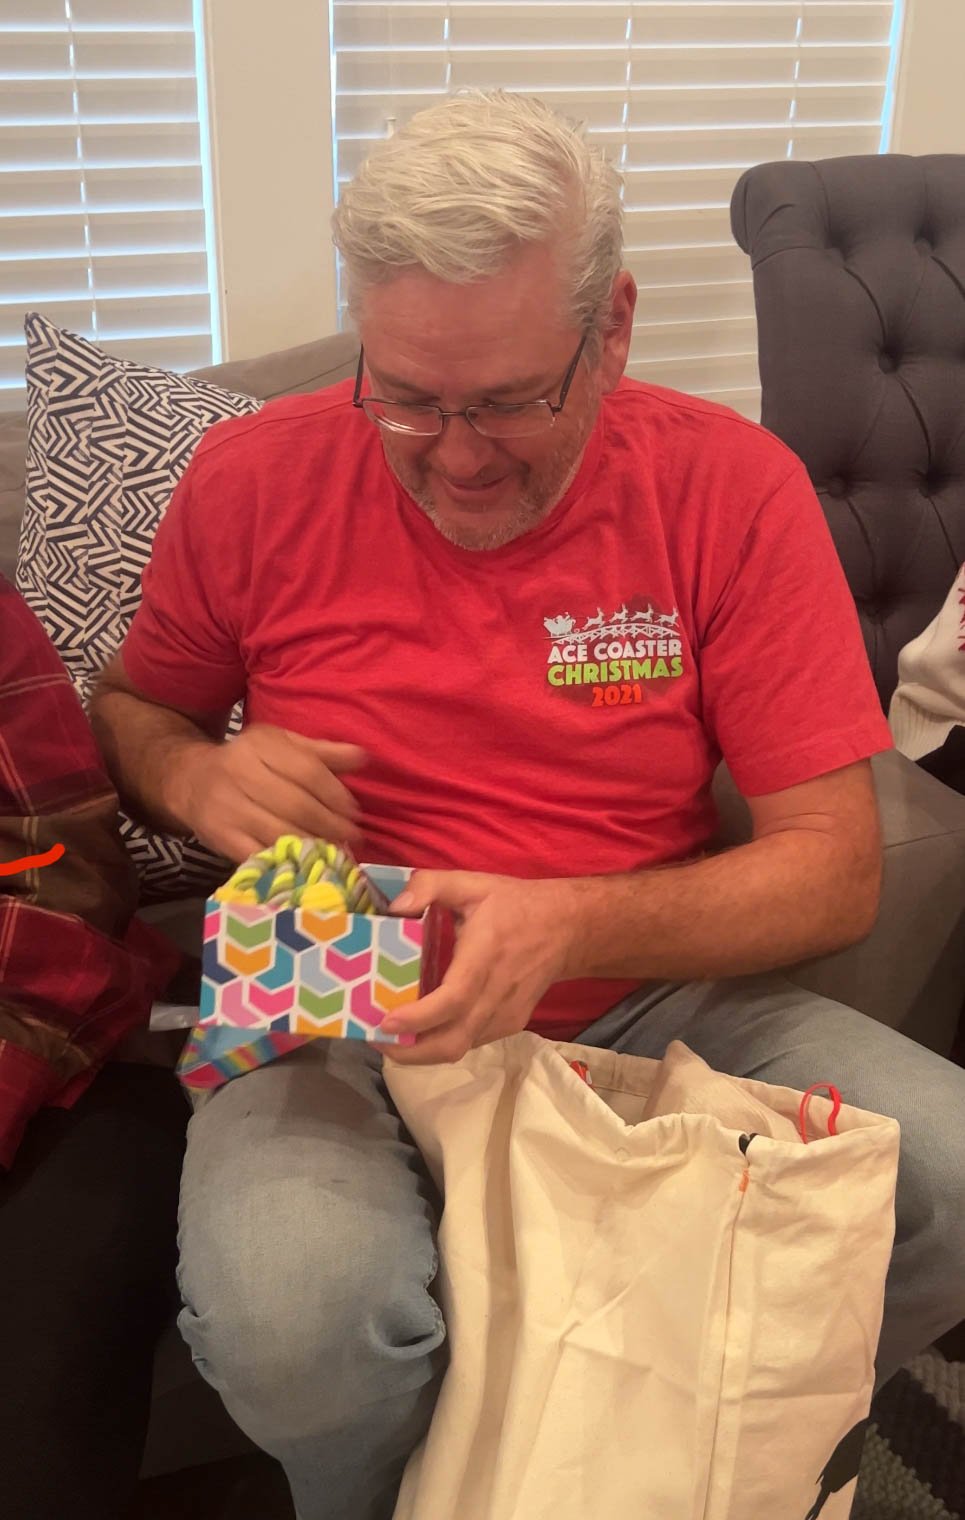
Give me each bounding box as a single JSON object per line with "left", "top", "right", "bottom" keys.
{"left": 123, "top": 378, "right": 892, "bottom": 1038}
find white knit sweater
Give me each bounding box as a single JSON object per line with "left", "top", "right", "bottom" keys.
{"left": 889, "top": 563, "right": 965, "bottom": 760}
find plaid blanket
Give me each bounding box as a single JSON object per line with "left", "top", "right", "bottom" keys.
{"left": 0, "top": 574, "right": 177, "bottom": 1165}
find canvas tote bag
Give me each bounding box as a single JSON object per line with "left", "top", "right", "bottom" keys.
{"left": 385, "top": 1034, "right": 899, "bottom": 1520}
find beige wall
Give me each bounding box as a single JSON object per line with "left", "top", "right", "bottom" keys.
{"left": 202, "top": 0, "right": 337, "bottom": 361}
{"left": 891, "top": 0, "right": 965, "bottom": 154}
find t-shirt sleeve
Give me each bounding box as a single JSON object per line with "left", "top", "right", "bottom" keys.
{"left": 699, "top": 459, "right": 893, "bottom": 796}
{"left": 121, "top": 441, "right": 248, "bottom": 716}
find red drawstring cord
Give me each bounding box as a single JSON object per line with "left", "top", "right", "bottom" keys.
{"left": 798, "top": 1083, "right": 843, "bottom": 1144}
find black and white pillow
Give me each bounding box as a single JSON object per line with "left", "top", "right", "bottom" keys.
{"left": 19, "top": 312, "right": 260, "bottom": 901}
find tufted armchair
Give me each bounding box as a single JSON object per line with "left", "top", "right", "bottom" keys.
{"left": 730, "top": 154, "right": 965, "bottom": 708}
{"left": 727, "top": 153, "right": 965, "bottom": 1055}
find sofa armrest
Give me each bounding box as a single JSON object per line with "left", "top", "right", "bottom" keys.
{"left": 713, "top": 751, "right": 965, "bottom": 1052}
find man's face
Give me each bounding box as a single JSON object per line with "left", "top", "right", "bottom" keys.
{"left": 358, "top": 244, "right": 634, "bottom": 551}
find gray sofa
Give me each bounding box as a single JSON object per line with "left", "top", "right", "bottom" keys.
{"left": 2, "top": 327, "right": 965, "bottom": 1478}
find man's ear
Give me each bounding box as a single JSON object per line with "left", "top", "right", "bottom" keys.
{"left": 599, "top": 270, "right": 637, "bottom": 395}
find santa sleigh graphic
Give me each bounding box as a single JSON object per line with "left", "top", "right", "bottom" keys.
{"left": 543, "top": 602, "right": 680, "bottom": 640}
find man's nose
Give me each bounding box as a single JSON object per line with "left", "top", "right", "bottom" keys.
{"left": 428, "top": 415, "right": 500, "bottom": 479}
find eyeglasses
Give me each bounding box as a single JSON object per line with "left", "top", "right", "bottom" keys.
{"left": 352, "top": 334, "right": 588, "bottom": 439}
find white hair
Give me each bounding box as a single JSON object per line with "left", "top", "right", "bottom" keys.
{"left": 332, "top": 91, "right": 624, "bottom": 347}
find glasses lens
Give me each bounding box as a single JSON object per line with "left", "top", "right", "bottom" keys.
{"left": 469, "top": 402, "right": 556, "bottom": 439}
{"left": 362, "top": 400, "right": 441, "bottom": 435}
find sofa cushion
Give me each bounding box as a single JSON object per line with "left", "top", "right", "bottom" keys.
{"left": 19, "top": 312, "right": 261, "bottom": 900}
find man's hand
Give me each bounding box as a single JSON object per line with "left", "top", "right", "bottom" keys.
{"left": 174, "top": 724, "right": 366, "bottom": 862}
{"left": 377, "top": 871, "right": 575, "bottom": 1065}
{"left": 375, "top": 760, "right": 882, "bottom": 1067}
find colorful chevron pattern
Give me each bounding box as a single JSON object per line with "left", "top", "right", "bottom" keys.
{"left": 178, "top": 865, "right": 425, "bottom": 1090}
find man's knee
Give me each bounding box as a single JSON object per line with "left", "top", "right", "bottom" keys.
{"left": 178, "top": 1186, "right": 445, "bottom": 1445}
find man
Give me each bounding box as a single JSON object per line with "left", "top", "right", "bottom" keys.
{"left": 0, "top": 574, "right": 187, "bottom": 1520}
{"left": 91, "top": 92, "right": 965, "bottom": 1520}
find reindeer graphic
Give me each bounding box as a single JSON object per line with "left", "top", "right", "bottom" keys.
{"left": 582, "top": 607, "right": 606, "bottom": 632}
{"left": 631, "top": 603, "right": 654, "bottom": 624}
{"left": 611, "top": 603, "right": 628, "bottom": 623}
{"left": 656, "top": 606, "right": 680, "bottom": 629}
{"left": 543, "top": 614, "right": 576, "bottom": 638}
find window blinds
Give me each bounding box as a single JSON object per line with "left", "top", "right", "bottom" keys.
{"left": 332, "top": 1, "right": 899, "bottom": 418}
{"left": 0, "top": 0, "right": 216, "bottom": 408}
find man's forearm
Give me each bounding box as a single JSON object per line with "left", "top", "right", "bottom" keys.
{"left": 557, "top": 828, "right": 881, "bottom": 983}
{"left": 89, "top": 683, "right": 216, "bottom": 837}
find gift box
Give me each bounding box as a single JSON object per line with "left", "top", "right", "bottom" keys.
{"left": 178, "top": 864, "right": 447, "bottom": 1091}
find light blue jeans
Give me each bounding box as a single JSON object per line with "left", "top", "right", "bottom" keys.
{"left": 177, "top": 976, "right": 965, "bottom": 1520}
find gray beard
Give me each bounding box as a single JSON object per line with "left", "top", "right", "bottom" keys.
{"left": 403, "top": 481, "right": 560, "bottom": 551}
{"left": 387, "top": 427, "right": 591, "bottom": 551}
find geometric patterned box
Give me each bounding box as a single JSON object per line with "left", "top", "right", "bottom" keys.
{"left": 177, "top": 864, "right": 442, "bottom": 1091}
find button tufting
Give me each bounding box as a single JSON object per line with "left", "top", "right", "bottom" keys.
{"left": 878, "top": 351, "right": 898, "bottom": 374}
{"left": 826, "top": 477, "right": 849, "bottom": 499}
{"left": 915, "top": 237, "right": 932, "bottom": 256}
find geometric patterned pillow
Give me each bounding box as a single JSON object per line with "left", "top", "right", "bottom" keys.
{"left": 18, "top": 313, "right": 261, "bottom": 902}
